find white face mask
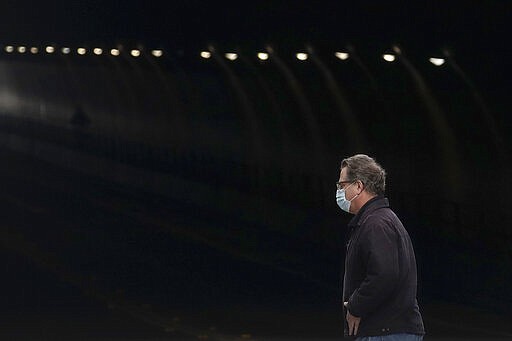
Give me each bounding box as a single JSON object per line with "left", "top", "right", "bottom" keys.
{"left": 336, "top": 182, "right": 360, "bottom": 213}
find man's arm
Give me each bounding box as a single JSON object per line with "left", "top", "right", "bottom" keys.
{"left": 347, "top": 222, "right": 399, "bottom": 318}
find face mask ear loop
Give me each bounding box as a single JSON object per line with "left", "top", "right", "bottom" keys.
{"left": 346, "top": 181, "right": 360, "bottom": 202}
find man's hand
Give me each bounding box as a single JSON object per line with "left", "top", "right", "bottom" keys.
{"left": 344, "top": 302, "right": 361, "bottom": 336}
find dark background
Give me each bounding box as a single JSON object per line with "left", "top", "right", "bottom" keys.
{"left": 0, "top": 1, "right": 511, "bottom": 339}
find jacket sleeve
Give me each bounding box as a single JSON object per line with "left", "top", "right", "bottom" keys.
{"left": 347, "top": 220, "right": 399, "bottom": 318}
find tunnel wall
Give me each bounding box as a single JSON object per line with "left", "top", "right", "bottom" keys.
{"left": 0, "top": 52, "right": 510, "bottom": 312}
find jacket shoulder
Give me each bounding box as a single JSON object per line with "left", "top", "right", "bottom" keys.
{"left": 357, "top": 208, "right": 401, "bottom": 245}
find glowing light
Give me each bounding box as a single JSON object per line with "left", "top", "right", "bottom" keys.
{"left": 429, "top": 57, "right": 445, "bottom": 66}
{"left": 110, "top": 48, "right": 120, "bottom": 56}
{"left": 77, "top": 47, "right": 87, "bottom": 55}
{"left": 93, "top": 48, "right": 103, "bottom": 55}
{"left": 17, "top": 46, "right": 26, "bottom": 53}
{"left": 61, "top": 47, "right": 71, "bottom": 54}
{"left": 131, "top": 49, "right": 141, "bottom": 57}
{"left": 30, "top": 47, "right": 39, "bottom": 54}
{"left": 5, "top": 46, "right": 14, "bottom": 53}
{"left": 335, "top": 52, "right": 349, "bottom": 60}
{"left": 296, "top": 52, "right": 308, "bottom": 61}
{"left": 257, "top": 52, "right": 269, "bottom": 60}
{"left": 225, "top": 53, "right": 238, "bottom": 61}
{"left": 200, "top": 51, "right": 211, "bottom": 59}
{"left": 46, "top": 46, "right": 55, "bottom": 54}
{"left": 151, "top": 49, "right": 163, "bottom": 57}
{"left": 382, "top": 54, "right": 396, "bottom": 62}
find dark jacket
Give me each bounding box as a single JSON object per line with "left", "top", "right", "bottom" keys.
{"left": 343, "top": 196, "right": 425, "bottom": 338}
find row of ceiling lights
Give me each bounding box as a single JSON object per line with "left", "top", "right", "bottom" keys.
{"left": 3, "top": 45, "right": 163, "bottom": 57}
{"left": 201, "top": 51, "right": 445, "bottom": 66}
{"left": 2, "top": 45, "right": 446, "bottom": 66}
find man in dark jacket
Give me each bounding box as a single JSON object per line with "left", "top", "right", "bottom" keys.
{"left": 336, "top": 154, "right": 425, "bottom": 340}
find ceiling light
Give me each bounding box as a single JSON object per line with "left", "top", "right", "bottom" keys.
{"left": 225, "top": 53, "right": 238, "bottom": 61}
{"left": 382, "top": 54, "right": 396, "bottom": 62}
{"left": 257, "top": 52, "right": 269, "bottom": 60}
{"left": 429, "top": 57, "right": 445, "bottom": 66}
{"left": 296, "top": 53, "right": 308, "bottom": 61}
{"left": 335, "top": 52, "right": 349, "bottom": 60}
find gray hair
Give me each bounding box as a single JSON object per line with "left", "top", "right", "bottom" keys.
{"left": 341, "top": 154, "right": 386, "bottom": 195}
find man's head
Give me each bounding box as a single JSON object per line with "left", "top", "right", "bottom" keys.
{"left": 337, "top": 154, "right": 386, "bottom": 214}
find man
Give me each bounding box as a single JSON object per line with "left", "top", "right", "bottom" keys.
{"left": 337, "top": 154, "right": 425, "bottom": 340}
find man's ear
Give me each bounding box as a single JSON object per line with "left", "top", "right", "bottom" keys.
{"left": 356, "top": 180, "right": 364, "bottom": 192}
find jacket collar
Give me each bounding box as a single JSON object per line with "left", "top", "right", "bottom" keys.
{"left": 348, "top": 195, "right": 389, "bottom": 228}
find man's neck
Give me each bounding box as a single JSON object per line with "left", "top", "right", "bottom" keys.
{"left": 352, "top": 193, "right": 378, "bottom": 214}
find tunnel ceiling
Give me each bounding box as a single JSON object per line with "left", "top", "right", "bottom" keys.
{"left": 0, "top": 1, "right": 508, "bottom": 133}
{"left": 0, "top": 2, "right": 507, "bottom": 50}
